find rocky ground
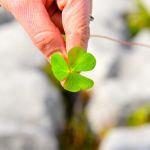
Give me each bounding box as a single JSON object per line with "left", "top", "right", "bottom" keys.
{"left": 0, "top": 7, "right": 64, "bottom": 150}
{"left": 100, "top": 125, "right": 150, "bottom": 150}
{"left": 87, "top": 0, "right": 150, "bottom": 149}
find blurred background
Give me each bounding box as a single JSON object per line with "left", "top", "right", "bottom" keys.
{"left": 0, "top": 0, "right": 150, "bottom": 149}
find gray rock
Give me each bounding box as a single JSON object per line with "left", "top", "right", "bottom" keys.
{"left": 100, "top": 125, "right": 150, "bottom": 150}
{"left": 87, "top": 30, "right": 150, "bottom": 132}
{"left": 0, "top": 7, "right": 14, "bottom": 25}
{"left": 0, "top": 21, "right": 64, "bottom": 149}
{"left": 87, "top": 0, "right": 134, "bottom": 133}
{"left": 0, "top": 122, "right": 57, "bottom": 150}
{"left": 88, "top": 0, "right": 134, "bottom": 82}
{"left": 87, "top": 0, "right": 150, "bottom": 133}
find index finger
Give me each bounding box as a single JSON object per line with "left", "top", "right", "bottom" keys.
{"left": 57, "top": 0, "right": 91, "bottom": 50}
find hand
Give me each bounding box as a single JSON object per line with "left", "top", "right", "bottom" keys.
{"left": 0, "top": 0, "right": 91, "bottom": 59}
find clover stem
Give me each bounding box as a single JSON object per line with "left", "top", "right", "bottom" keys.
{"left": 90, "top": 34, "right": 150, "bottom": 49}
{"left": 62, "top": 50, "right": 68, "bottom": 62}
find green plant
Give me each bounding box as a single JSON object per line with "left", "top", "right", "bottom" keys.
{"left": 127, "top": 0, "right": 150, "bottom": 37}
{"left": 58, "top": 114, "right": 99, "bottom": 150}
{"left": 50, "top": 47, "right": 96, "bottom": 92}
{"left": 127, "top": 105, "right": 150, "bottom": 126}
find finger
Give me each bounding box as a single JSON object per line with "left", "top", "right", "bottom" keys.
{"left": 1, "top": 0, "right": 66, "bottom": 59}
{"left": 51, "top": 11, "right": 64, "bottom": 33}
{"left": 47, "top": 3, "right": 64, "bottom": 33}
{"left": 57, "top": 0, "right": 91, "bottom": 50}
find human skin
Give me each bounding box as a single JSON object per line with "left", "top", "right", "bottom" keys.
{"left": 0, "top": 0, "right": 91, "bottom": 59}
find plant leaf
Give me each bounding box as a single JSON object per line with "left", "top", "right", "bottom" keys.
{"left": 72, "top": 53, "right": 96, "bottom": 72}
{"left": 50, "top": 53, "right": 69, "bottom": 81}
{"left": 68, "top": 47, "right": 96, "bottom": 72}
{"left": 63, "top": 73, "right": 94, "bottom": 92}
{"left": 68, "top": 47, "right": 86, "bottom": 67}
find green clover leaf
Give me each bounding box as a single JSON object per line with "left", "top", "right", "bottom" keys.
{"left": 64, "top": 73, "right": 94, "bottom": 92}
{"left": 50, "top": 47, "right": 96, "bottom": 92}
{"left": 68, "top": 47, "right": 96, "bottom": 72}
{"left": 51, "top": 53, "right": 69, "bottom": 81}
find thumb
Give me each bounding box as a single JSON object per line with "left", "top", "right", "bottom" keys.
{"left": 0, "top": 0, "right": 66, "bottom": 59}
{"left": 57, "top": 0, "right": 91, "bottom": 50}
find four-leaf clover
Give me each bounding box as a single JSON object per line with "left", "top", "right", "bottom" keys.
{"left": 50, "top": 47, "right": 96, "bottom": 92}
